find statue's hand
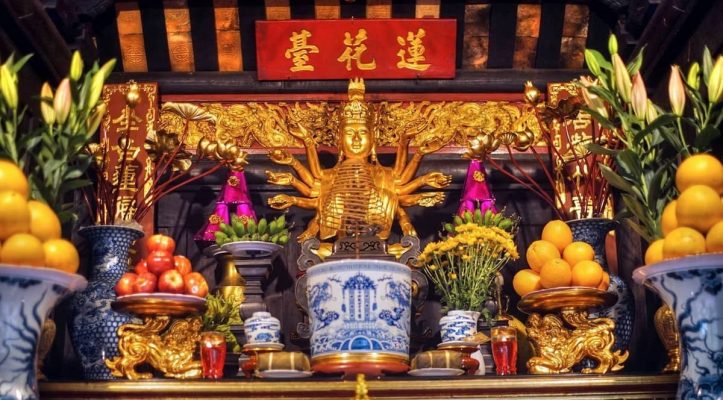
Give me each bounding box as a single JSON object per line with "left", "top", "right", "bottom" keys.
{"left": 400, "top": 119, "right": 427, "bottom": 142}
{"left": 288, "top": 122, "right": 313, "bottom": 143}
{"left": 425, "top": 172, "right": 452, "bottom": 188}
{"left": 268, "top": 194, "right": 295, "bottom": 209}
{"left": 268, "top": 149, "right": 294, "bottom": 165}
{"left": 266, "top": 171, "right": 293, "bottom": 185}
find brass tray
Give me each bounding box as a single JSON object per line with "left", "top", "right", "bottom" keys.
{"left": 112, "top": 293, "right": 207, "bottom": 317}
{"left": 517, "top": 287, "right": 617, "bottom": 314}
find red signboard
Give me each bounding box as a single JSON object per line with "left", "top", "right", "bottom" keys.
{"left": 255, "top": 19, "right": 456, "bottom": 80}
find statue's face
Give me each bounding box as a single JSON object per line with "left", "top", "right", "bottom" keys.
{"left": 341, "top": 122, "right": 373, "bottom": 159}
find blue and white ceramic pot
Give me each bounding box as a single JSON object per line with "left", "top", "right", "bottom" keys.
{"left": 0, "top": 264, "right": 87, "bottom": 400}
{"left": 305, "top": 259, "right": 412, "bottom": 370}
{"left": 69, "top": 225, "right": 143, "bottom": 380}
{"left": 634, "top": 254, "right": 723, "bottom": 399}
{"left": 440, "top": 310, "right": 480, "bottom": 343}
{"left": 567, "top": 218, "right": 634, "bottom": 355}
{"left": 244, "top": 311, "right": 281, "bottom": 344}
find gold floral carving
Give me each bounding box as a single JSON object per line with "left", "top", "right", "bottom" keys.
{"left": 159, "top": 100, "right": 541, "bottom": 149}
{"left": 654, "top": 305, "right": 680, "bottom": 373}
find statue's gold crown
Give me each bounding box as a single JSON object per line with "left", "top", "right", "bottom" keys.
{"left": 342, "top": 78, "right": 371, "bottom": 124}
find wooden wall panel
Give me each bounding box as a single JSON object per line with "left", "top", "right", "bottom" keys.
{"left": 314, "top": 0, "right": 340, "bottom": 19}
{"left": 214, "top": 0, "right": 243, "bottom": 71}
{"left": 462, "top": 4, "right": 490, "bottom": 70}
{"left": 366, "top": 0, "right": 392, "bottom": 19}
{"left": 559, "top": 4, "right": 589, "bottom": 69}
{"left": 513, "top": 4, "right": 541, "bottom": 68}
{"left": 164, "top": 0, "right": 196, "bottom": 71}
{"left": 415, "top": 0, "right": 440, "bottom": 19}
{"left": 116, "top": 2, "right": 148, "bottom": 72}
{"left": 264, "top": 0, "right": 291, "bottom": 20}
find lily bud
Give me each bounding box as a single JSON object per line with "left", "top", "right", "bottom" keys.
{"left": 668, "top": 65, "right": 686, "bottom": 116}
{"left": 686, "top": 62, "right": 700, "bottom": 91}
{"left": 612, "top": 54, "right": 632, "bottom": 103}
{"left": 0, "top": 64, "right": 18, "bottom": 110}
{"left": 584, "top": 49, "right": 602, "bottom": 77}
{"left": 708, "top": 56, "right": 723, "bottom": 104}
{"left": 70, "top": 51, "right": 83, "bottom": 81}
{"left": 86, "top": 103, "right": 106, "bottom": 134}
{"left": 54, "top": 78, "right": 72, "bottom": 124}
{"left": 608, "top": 34, "right": 618, "bottom": 55}
{"left": 523, "top": 81, "right": 541, "bottom": 105}
{"left": 40, "top": 82, "right": 55, "bottom": 124}
{"left": 579, "top": 76, "right": 608, "bottom": 118}
{"left": 645, "top": 99, "right": 659, "bottom": 124}
{"left": 631, "top": 73, "right": 647, "bottom": 120}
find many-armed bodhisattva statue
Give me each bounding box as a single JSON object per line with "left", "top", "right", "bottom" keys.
{"left": 266, "top": 78, "right": 451, "bottom": 243}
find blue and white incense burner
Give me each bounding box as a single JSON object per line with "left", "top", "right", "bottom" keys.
{"left": 244, "top": 311, "right": 281, "bottom": 344}
{"left": 634, "top": 254, "right": 723, "bottom": 400}
{"left": 305, "top": 259, "right": 412, "bottom": 374}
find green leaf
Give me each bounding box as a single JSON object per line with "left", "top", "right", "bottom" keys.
{"left": 587, "top": 142, "right": 619, "bottom": 156}
{"left": 599, "top": 163, "right": 634, "bottom": 193}
{"left": 694, "top": 125, "right": 721, "bottom": 150}
{"left": 60, "top": 178, "right": 92, "bottom": 193}
{"left": 585, "top": 49, "right": 613, "bottom": 72}
{"left": 626, "top": 48, "right": 645, "bottom": 76}
{"left": 10, "top": 54, "right": 32, "bottom": 74}
{"left": 616, "top": 149, "right": 644, "bottom": 179}
{"left": 582, "top": 107, "right": 616, "bottom": 129}
{"left": 632, "top": 113, "right": 677, "bottom": 145}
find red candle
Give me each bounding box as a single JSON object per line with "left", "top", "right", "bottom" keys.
{"left": 491, "top": 326, "right": 517, "bottom": 375}
{"left": 200, "top": 331, "right": 226, "bottom": 379}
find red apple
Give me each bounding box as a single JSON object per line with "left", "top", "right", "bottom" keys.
{"left": 134, "top": 272, "right": 157, "bottom": 293}
{"left": 134, "top": 259, "right": 149, "bottom": 275}
{"left": 173, "top": 255, "right": 192, "bottom": 276}
{"left": 147, "top": 234, "right": 175, "bottom": 254}
{"left": 115, "top": 272, "right": 138, "bottom": 296}
{"left": 147, "top": 250, "right": 174, "bottom": 276}
{"left": 184, "top": 272, "right": 209, "bottom": 298}
{"left": 159, "top": 269, "right": 185, "bottom": 294}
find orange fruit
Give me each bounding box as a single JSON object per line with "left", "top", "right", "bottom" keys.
{"left": 663, "top": 227, "right": 707, "bottom": 259}
{"left": 43, "top": 239, "right": 80, "bottom": 273}
{"left": 526, "top": 240, "right": 561, "bottom": 272}
{"left": 706, "top": 221, "right": 723, "bottom": 253}
{"left": 0, "top": 190, "right": 30, "bottom": 240}
{"left": 661, "top": 201, "right": 677, "bottom": 236}
{"left": 675, "top": 153, "right": 723, "bottom": 194}
{"left": 0, "top": 160, "right": 29, "bottom": 198}
{"left": 0, "top": 233, "right": 45, "bottom": 266}
{"left": 539, "top": 258, "right": 572, "bottom": 289}
{"left": 598, "top": 272, "right": 610, "bottom": 291}
{"left": 571, "top": 260, "right": 604, "bottom": 287}
{"left": 676, "top": 185, "right": 722, "bottom": 234}
{"left": 562, "top": 241, "right": 595, "bottom": 266}
{"left": 541, "top": 220, "right": 573, "bottom": 252}
{"left": 28, "top": 200, "right": 61, "bottom": 242}
{"left": 512, "top": 269, "right": 542, "bottom": 296}
{"left": 644, "top": 239, "right": 665, "bottom": 265}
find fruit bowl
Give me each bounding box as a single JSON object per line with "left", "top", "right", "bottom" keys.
{"left": 221, "top": 240, "right": 283, "bottom": 259}
{"left": 112, "top": 293, "right": 206, "bottom": 317}
{"left": 518, "top": 286, "right": 617, "bottom": 314}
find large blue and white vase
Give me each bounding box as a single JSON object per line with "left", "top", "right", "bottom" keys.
{"left": 0, "top": 264, "right": 87, "bottom": 400}
{"left": 634, "top": 254, "right": 723, "bottom": 399}
{"left": 568, "top": 218, "right": 634, "bottom": 356}
{"left": 440, "top": 310, "right": 480, "bottom": 343}
{"left": 69, "top": 225, "right": 143, "bottom": 380}
{"left": 305, "top": 259, "right": 412, "bottom": 372}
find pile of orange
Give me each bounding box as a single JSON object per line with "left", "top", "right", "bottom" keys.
{"left": 645, "top": 154, "right": 723, "bottom": 265}
{"left": 0, "top": 160, "right": 79, "bottom": 273}
{"left": 512, "top": 220, "right": 609, "bottom": 297}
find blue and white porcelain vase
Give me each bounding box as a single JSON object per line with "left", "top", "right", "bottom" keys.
{"left": 567, "top": 218, "right": 634, "bottom": 355}
{"left": 634, "top": 254, "right": 723, "bottom": 399}
{"left": 305, "top": 259, "right": 412, "bottom": 371}
{"left": 440, "top": 310, "right": 480, "bottom": 343}
{"left": 0, "top": 264, "right": 87, "bottom": 400}
{"left": 244, "top": 311, "right": 281, "bottom": 344}
{"left": 69, "top": 225, "right": 143, "bottom": 380}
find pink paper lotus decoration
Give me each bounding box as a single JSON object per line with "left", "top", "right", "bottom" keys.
{"left": 458, "top": 159, "right": 497, "bottom": 216}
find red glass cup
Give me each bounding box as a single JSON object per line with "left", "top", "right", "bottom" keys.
{"left": 491, "top": 325, "right": 517, "bottom": 375}
{"left": 200, "top": 331, "right": 226, "bottom": 379}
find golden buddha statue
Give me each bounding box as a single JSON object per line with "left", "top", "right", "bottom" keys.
{"left": 266, "top": 78, "right": 451, "bottom": 243}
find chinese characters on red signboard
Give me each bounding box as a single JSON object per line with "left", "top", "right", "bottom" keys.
{"left": 256, "top": 19, "right": 457, "bottom": 80}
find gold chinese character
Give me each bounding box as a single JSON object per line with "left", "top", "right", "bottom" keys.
{"left": 396, "top": 29, "right": 430, "bottom": 71}
{"left": 337, "top": 29, "right": 376, "bottom": 71}
{"left": 284, "top": 30, "right": 319, "bottom": 72}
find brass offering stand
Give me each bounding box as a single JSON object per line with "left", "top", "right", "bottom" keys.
{"left": 239, "top": 342, "right": 284, "bottom": 378}
{"left": 518, "top": 287, "right": 629, "bottom": 374}
{"left": 436, "top": 341, "right": 480, "bottom": 375}
{"left": 106, "top": 294, "right": 207, "bottom": 380}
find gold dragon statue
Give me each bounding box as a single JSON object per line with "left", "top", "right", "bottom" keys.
{"left": 266, "top": 78, "right": 451, "bottom": 245}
